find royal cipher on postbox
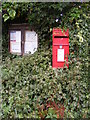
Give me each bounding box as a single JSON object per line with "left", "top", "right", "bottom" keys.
{"left": 52, "top": 28, "right": 69, "bottom": 68}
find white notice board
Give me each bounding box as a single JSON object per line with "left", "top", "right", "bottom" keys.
{"left": 57, "top": 49, "right": 64, "bottom": 62}
{"left": 24, "top": 31, "right": 38, "bottom": 54}
{"left": 10, "top": 31, "right": 21, "bottom": 53}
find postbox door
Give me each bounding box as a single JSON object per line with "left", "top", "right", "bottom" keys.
{"left": 53, "top": 45, "right": 69, "bottom": 68}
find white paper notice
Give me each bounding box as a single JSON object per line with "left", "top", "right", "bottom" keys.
{"left": 10, "top": 31, "right": 21, "bottom": 42}
{"left": 10, "top": 31, "right": 16, "bottom": 41}
{"left": 25, "top": 31, "right": 37, "bottom": 42}
{"left": 24, "top": 42, "right": 37, "bottom": 54}
{"left": 16, "top": 31, "right": 21, "bottom": 42}
{"left": 10, "top": 42, "right": 21, "bottom": 53}
{"left": 57, "top": 49, "right": 64, "bottom": 62}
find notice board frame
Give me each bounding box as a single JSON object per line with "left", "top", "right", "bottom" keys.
{"left": 8, "top": 23, "right": 36, "bottom": 56}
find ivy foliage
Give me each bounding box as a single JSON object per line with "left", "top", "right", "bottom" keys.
{"left": 2, "top": 47, "right": 89, "bottom": 118}
{"left": 2, "top": 2, "right": 70, "bottom": 21}
{"left": 1, "top": 2, "right": 90, "bottom": 119}
{"left": 2, "top": 2, "right": 71, "bottom": 43}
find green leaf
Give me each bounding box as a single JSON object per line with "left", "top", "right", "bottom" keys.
{"left": 9, "top": 10, "right": 16, "bottom": 19}
{"left": 3, "top": 14, "right": 9, "bottom": 22}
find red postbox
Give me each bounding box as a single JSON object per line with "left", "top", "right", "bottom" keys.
{"left": 52, "top": 28, "right": 69, "bottom": 68}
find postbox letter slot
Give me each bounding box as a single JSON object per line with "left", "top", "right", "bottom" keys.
{"left": 54, "top": 36, "right": 68, "bottom": 38}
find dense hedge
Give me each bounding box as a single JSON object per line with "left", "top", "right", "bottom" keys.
{"left": 1, "top": 2, "right": 89, "bottom": 119}
{"left": 2, "top": 46, "right": 89, "bottom": 118}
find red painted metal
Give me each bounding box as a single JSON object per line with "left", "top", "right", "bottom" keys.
{"left": 52, "top": 28, "right": 69, "bottom": 68}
